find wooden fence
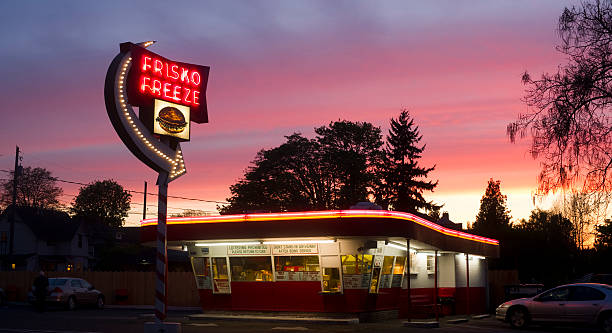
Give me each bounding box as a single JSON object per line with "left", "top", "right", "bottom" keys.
{"left": 488, "top": 269, "right": 519, "bottom": 311}
{"left": 0, "top": 271, "right": 200, "bottom": 307}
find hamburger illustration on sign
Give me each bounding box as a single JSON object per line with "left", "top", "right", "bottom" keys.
{"left": 154, "top": 100, "right": 190, "bottom": 140}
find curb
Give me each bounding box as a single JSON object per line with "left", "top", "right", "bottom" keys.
{"left": 402, "top": 321, "right": 439, "bottom": 328}
{"left": 188, "top": 314, "right": 359, "bottom": 325}
{"left": 471, "top": 314, "right": 490, "bottom": 319}
{"left": 446, "top": 318, "right": 469, "bottom": 324}
{"left": 105, "top": 305, "right": 201, "bottom": 311}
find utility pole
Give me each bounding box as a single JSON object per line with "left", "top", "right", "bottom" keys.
{"left": 143, "top": 181, "right": 148, "bottom": 220}
{"left": 8, "top": 146, "right": 20, "bottom": 270}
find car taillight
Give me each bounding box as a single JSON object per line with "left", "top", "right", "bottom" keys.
{"left": 52, "top": 287, "right": 63, "bottom": 294}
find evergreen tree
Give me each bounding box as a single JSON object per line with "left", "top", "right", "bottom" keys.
{"left": 472, "top": 178, "right": 512, "bottom": 237}
{"left": 379, "top": 109, "right": 438, "bottom": 213}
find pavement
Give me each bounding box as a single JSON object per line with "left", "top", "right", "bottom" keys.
{"left": 0, "top": 303, "right": 600, "bottom": 333}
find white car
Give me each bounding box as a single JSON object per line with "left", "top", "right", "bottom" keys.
{"left": 27, "top": 277, "right": 104, "bottom": 310}
{"left": 496, "top": 283, "right": 612, "bottom": 332}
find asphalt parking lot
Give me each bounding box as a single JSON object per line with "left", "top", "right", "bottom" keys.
{"left": 0, "top": 303, "right": 601, "bottom": 333}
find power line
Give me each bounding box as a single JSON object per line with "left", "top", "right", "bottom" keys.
{"left": 0, "top": 169, "right": 229, "bottom": 204}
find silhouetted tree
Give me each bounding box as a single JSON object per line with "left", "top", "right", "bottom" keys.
{"left": 508, "top": 0, "right": 612, "bottom": 197}
{"left": 71, "top": 180, "right": 131, "bottom": 228}
{"left": 219, "top": 121, "right": 384, "bottom": 214}
{"left": 513, "top": 210, "right": 577, "bottom": 286}
{"left": 171, "top": 209, "right": 211, "bottom": 217}
{"left": 377, "top": 109, "right": 439, "bottom": 213}
{"left": 0, "top": 166, "right": 63, "bottom": 209}
{"left": 595, "top": 218, "right": 612, "bottom": 250}
{"left": 315, "top": 120, "right": 384, "bottom": 209}
{"left": 472, "top": 179, "right": 512, "bottom": 238}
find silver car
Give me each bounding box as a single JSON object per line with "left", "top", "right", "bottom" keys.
{"left": 27, "top": 277, "right": 105, "bottom": 310}
{"left": 496, "top": 283, "right": 612, "bottom": 332}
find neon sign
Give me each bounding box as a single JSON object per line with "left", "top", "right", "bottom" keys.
{"left": 127, "top": 45, "right": 209, "bottom": 124}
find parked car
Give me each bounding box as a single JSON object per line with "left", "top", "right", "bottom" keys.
{"left": 27, "top": 277, "right": 104, "bottom": 310}
{"left": 496, "top": 283, "right": 612, "bottom": 332}
{"left": 0, "top": 287, "right": 5, "bottom": 306}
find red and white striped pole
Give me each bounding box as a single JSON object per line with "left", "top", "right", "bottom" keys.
{"left": 155, "top": 172, "right": 169, "bottom": 323}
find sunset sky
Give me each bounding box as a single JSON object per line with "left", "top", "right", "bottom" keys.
{"left": 0, "top": 0, "right": 578, "bottom": 226}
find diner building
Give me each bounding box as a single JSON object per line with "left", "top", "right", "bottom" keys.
{"left": 140, "top": 210, "right": 499, "bottom": 318}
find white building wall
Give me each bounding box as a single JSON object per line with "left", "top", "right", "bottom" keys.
{"left": 438, "top": 254, "right": 455, "bottom": 288}
{"left": 455, "top": 254, "right": 486, "bottom": 287}
{"left": 409, "top": 252, "right": 434, "bottom": 288}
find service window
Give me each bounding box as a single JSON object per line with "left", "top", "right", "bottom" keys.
{"left": 341, "top": 254, "right": 373, "bottom": 290}
{"left": 322, "top": 267, "right": 341, "bottom": 292}
{"left": 274, "top": 256, "right": 321, "bottom": 281}
{"left": 230, "top": 256, "right": 273, "bottom": 282}
{"left": 191, "top": 257, "right": 211, "bottom": 289}
{"left": 211, "top": 257, "right": 231, "bottom": 293}
{"left": 391, "top": 256, "right": 406, "bottom": 287}
{"left": 376, "top": 256, "right": 395, "bottom": 289}
{"left": 341, "top": 254, "right": 373, "bottom": 274}
{"left": 320, "top": 255, "right": 342, "bottom": 293}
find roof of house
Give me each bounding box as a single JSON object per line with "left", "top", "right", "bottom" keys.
{"left": 0, "top": 206, "right": 82, "bottom": 242}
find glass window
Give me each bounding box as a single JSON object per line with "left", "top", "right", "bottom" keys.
{"left": 369, "top": 267, "right": 382, "bottom": 293}
{"left": 211, "top": 257, "right": 230, "bottom": 293}
{"left": 538, "top": 287, "right": 570, "bottom": 302}
{"left": 569, "top": 286, "right": 606, "bottom": 301}
{"left": 230, "top": 256, "right": 273, "bottom": 282}
{"left": 382, "top": 256, "right": 394, "bottom": 275}
{"left": 192, "top": 257, "right": 209, "bottom": 276}
{"left": 80, "top": 279, "right": 91, "bottom": 289}
{"left": 341, "top": 254, "right": 373, "bottom": 274}
{"left": 274, "top": 256, "right": 320, "bottom": 272}
{"left": 275, "top": 256, "right": 321, "bottom": 281}
{"left": 393, "top": 256, "right": 406, "bottom": 275}
{"left": 49, "top": 278, "right": 68, "bottom": 286}
{"left": 212, "top": 257, "right": 228, "bottom": 280}
{"left": 322, "top": 267, "right": 341, "bottom": 292}
{"left": 70, "top": 280, "right": 82, "bottom": 288}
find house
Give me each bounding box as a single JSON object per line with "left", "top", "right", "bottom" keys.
{"left": 0, "top": 206, "right": 89, "bottom": 272}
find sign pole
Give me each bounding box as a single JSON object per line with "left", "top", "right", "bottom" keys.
{"left": 155, "top": 172, "right": 169, "bottom": 323}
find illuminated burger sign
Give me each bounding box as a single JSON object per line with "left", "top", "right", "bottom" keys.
{"left": 127, "top": 45, "right": 208, "bottom": 125}
{"left": 104, "top": 41, "right": 209, "bottom": 181}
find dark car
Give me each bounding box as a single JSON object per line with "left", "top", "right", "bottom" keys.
{"left": 496, "top": 283, "right": 612, "bottom": 332}
{"left": 27, "top": 277, "right": 104, "bottom": 310}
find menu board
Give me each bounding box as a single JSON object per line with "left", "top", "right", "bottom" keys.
{"left": 342, "top": 274, "right": 370, "bottom": 289}
{"left": 227, "top": 244, "right": 270, "bottom": 255}
{"left": 275, "top": 271, "right": 321, "bottom": 281}
{"left": 272, "top": 244, "right": 318, "bottom": 255}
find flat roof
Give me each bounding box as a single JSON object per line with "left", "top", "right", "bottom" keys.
{"left": 140, "top": 210, "right": 499, "bottom": 257}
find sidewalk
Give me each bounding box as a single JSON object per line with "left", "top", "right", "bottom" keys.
{"left": 187, "top": 311, "right": 359, "bottom": 325}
